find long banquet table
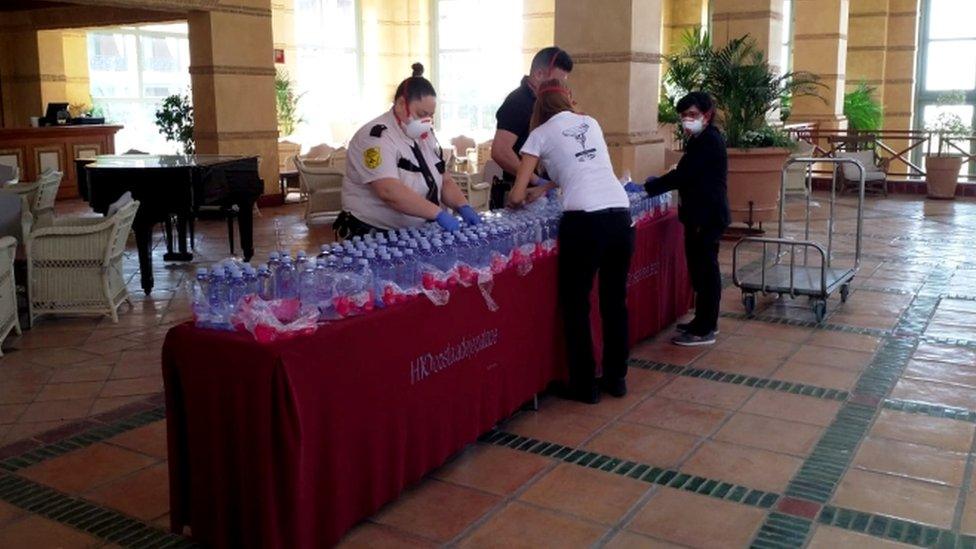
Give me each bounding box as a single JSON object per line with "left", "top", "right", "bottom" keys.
{"left": 163, "top": 210, "right": 692, "bottom": 548}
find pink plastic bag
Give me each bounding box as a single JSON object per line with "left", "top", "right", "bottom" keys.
{"left": 230, "top": 295, "right": 320, "bottom": 343}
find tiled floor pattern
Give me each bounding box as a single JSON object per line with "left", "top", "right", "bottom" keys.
{"left": 1, "top": 194, "right": 976, "bottom": 547}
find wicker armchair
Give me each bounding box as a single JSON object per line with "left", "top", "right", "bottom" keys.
{"left": 0, "top": 236, "right": 21, "bottom": 355}
{"left": 450, "top": 171, "right": 491, "bottom": 212}
{"left": 5, "top": 170, "right": 62, "bottom": 227}
{"left": 294, "top": 156, "right": 342, "bottom": 222}
{"left": 0, "top": 164, "right": 17, "bottom": 185}
{"left": 26, "top": 200, "right": 139, "bottom": 323}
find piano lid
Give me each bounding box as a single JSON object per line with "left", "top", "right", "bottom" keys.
{"left": 84, "top": 154, "right": 255, "bottom": 169}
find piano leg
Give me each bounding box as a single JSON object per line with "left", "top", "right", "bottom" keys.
{"left": 133, "top": 218, "right": 155, "bottom": 295}
{"left": 164, "top": 217, "right": 175, "bottom": 255}
{"left": 238, "top": 199, "right": 256, "bottom": 262}
{"left": 163, "top": 214, "right": 193, "bottom": 262}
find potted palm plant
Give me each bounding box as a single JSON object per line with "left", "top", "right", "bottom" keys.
{"left": 844, "top": 82, "right": 884, "bottom": 131}
{"left": 925, "top": 92, "right": 971, "bottom": 199}
{"left": 663, "top": 34, "right": 822, "bottom": 228}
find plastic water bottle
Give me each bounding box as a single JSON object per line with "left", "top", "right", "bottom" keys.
{"left": 430, "top": 238, "right": 449, "bottom": 272}
{"left": 207, "top": 266, "right": 227, "bottom": 312}
{"left": 390, "top": 250, "right": 407, "bottom": 289}
{"left": 275, "top": 257, "right": 298, "bottom": 299}
{"left": 402, "top": 248, "right": 419, "bottom": 290}
{"left": 227, "top": 269, "right": 247, "bottom": 310}
{"left": 296, "top": 250, "right": 309, "bottom": 272}
{"left": 192, "top": 268, "right": 210, "bottom": 323}
{"left": 256, "top": 265, "right": 273, "bottom": 299}
{"left": 242, "top": 264, "right": 258, "bottom": 296}
{"left": 298, "top": 264, "right": 317, "bottom": 307}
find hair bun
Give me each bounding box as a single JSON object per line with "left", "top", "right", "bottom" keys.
{"left": 411, "top": 63, "right": 425, "bottom": 77}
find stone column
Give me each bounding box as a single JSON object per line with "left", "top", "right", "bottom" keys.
{"left": 789, "top": 0, "right": 849, "bottom": 131}
{"left": 0, "top": 29, "right": 85, "bottom": 128}
{"left": 881, "top": 0, "right": 919, "bottom": 134}
{"left": 60, "top": 30, "right": 91, "bottom": 111}
{"left": 554, "top": 0, "right": 665, "bottom": 179}
{"left": 662, "top": 0, "right": 708, "bottom": 56}
{"left": 522, "top": 0, "right": 555, "bottom": 72}
{"left": 711, "top": 0, "right": 784, "bottom": 73}
{"left": 846, "top": 0, "right": 889, "bottom": 102}
{"left": 188, "top": 7, "right": 280, "bottom": 195}
{"left": 272, "top": 0, "right": 298, "bottom": 76}
{"left": 361, "top": 0, "right": 431, "bottom": 114}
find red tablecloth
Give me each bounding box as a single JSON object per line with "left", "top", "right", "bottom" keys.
{"left": 163, "top": 211, "right": 691, "bottom": 548}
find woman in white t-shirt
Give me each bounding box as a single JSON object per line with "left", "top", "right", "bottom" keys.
{"left": 508, "top": 79, "right": 634, "bottom": 405}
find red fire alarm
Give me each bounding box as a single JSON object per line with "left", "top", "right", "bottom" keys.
{"left": 274, "top": 48, "right": 285, "bottom": 64}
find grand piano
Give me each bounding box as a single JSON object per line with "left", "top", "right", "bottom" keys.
{"left": 79, "top": 155, "right": 264, "bottom": 294}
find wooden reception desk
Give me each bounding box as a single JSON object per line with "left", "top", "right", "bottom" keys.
{"left": 0, "top": 125, "right": 121, "bottom": 199}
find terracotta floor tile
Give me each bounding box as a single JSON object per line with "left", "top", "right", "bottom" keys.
{"left": 828, "top": 312, "right": 898, "bottom": 330}
{"left": 503, "top": 410, "right": 606, "bottom": 448}
{"left": 903, "top": 359, "right": 976, "bottom": 389}
{"left": 47, "top": 365, "right": 112, "bottom": 384}
{"left": 682, "top": 440, "right": 802, "bottom": 493}
{"left": 925, "top": 322, "right": 976, "bottom": 341}
{"left": 458, "top": 501, "right": 606, "bottom": 548}
{"left": 605, "top": 531, "right": 685, "bottom": 549}
{"left": 0, "top": 515, "right": 101, "bottom": 548}
{"left": 337, "top": 523, "right": 436, "bottom": 548}
{"left": 433, "top": 445, "right": 550, "bottom": 496}
{"left": 373, "top": 480, "right": 499, "bottom": 543}
{"left": 852, "top": 437, "right": 966, "bottom": 487}
{"left": 0, "top": 403, "right": 25, "bottom": 425}
{"left": 630, "top": 339, "right": 708, "bottom": 366}
{"left": 14, "top": 330, "right": 90, "bottom": 350}
{"left": 961, "top": 498, "right": 976, "bottom": 535}
{"left": 90, "top": 395, "right": 147, "bottom": 416}
{"left": 692, "top": 350, "right": 783, "bottom": 377}
{"left": 628, "top": 487, "right": 766, "bottom": 547}
{"left": 105, "top": 420, "right": 168, "bottom": 460}
{"left": 519, "top": 463, "right": 647, "bottom": 525}
{"left": 808, "top": 525, "right": 913, "bottom": 548}
{"left": 99, "top": 376, "right": 163, "bottom": 398}
{"left": 34, "top": 382, "right": 104, "bottom": 402}
{"left": 27, "top": 348, "right": 99, "bottom": 368}
{"left": 806, "top": 331, "right": 881, "bottom": 353}
{"left": 833, "top": 468, "right": 957, "bottom": 528}
{"left": 18, "top": 398, "right": 93, "bottom": 423}
{"left": 789, "top": 344, "right": 873, "bottom": 372}
{"left": 584, "top": 421, "right": 700, "bottom": 468}
{"left": 657, "top": 377, "right": 755, "bottom": 410}
{"left": 890, "top": 378, "right": 976, "bottom": 410}
{"left": 734, "top": 321, "right": 814, "bottom": 343}
{"left": 715, "top": 335, "right": 799, "bottom": 362}
{"left": 871, "top": 410, "right": 976, "bottom": 453}
{"left": 773, "top": 360, "right": 859, "bottom": 391}
{"left": 625, "top": 368, "right": 673, "bottom": 394}
{"left": 623, "top": 396, "right": 729, "bottom": 436}
{"left": 741, "top": 391, "right": 842, "bottom": 427}
{"left": 913, "top": 342, "right": 976, "bottom": 366}
{"left": 19, "top": 442, "right": 157, "bottom": 494}
{"left": 1, "top": 420, "right": 69, "bottom": 444}
{"left": 714, "top": 413, "right": 823, "bottom": 457}
{"left": 0, "top": 500, "right": 24, "bottom": 527}
{"left": 0, "top": 379, "right": 45, "bottom": 405}
{"left": 86, "top": 462, "right": 168, "bottom": 520}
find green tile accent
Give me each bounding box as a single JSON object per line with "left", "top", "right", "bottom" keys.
{"left": 0, "top": 473, "right": 192, "bottom": 548}
{"left": 883, "top": 398, "right": 976, "bottom": 424}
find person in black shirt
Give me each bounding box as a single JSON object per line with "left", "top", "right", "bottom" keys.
{"left": 490, "top": 47, "right": 574, "bottom": 209}
{"left": 638, "top": 92, "right": 730, "bottom": 346}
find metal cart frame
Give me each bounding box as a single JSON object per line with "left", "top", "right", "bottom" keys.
{"left": 731, "top": 157, "right": 866, "bottom": 323}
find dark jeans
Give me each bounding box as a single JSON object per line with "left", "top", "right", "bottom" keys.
{"left": 558, "top": 209, "right": 635, "bottom": 391}
{"left": 684, "top": 225, "right": 723, "bottom": 335}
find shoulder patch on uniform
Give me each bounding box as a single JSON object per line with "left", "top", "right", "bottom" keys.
{"left": 363, "top": 147, "right": 382, "bottom": 169}
{"left": 369, "top": 124, "right": 387, "bottom": 138}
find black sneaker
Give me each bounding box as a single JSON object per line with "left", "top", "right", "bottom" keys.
{"left": 599, "top": 378, "right": 627, "bottom": 398}
{"left": 676, "top": 323, "right": 719, "bottom": 335}
{"left": 671, "top": 332, "right": 717, "bottom": 347}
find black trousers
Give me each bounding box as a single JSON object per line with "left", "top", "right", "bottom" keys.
{"left": 489, "top": 180, "right": 513, "bottom": 209}
{"left": 558, "top": 209, "right": 635, "bottom": 390}
{"left": 683, "top": 225, "right": 723, "bottom": 335}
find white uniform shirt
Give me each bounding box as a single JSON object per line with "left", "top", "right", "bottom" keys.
{"left": 342, "top": 110, "right": 446, "bottom": 230}
{"left": 520, "top": 111, "right": 629, "bottom": 212}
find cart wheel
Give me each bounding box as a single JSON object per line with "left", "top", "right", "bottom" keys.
{"left": 813, "top": 300, "right": 827, "bottom": 323}
{"left": 743, "top": 293, "right": 756, "bottom": 316}
{"left": 840, "top": 284, "right": 850, "bottom": 303}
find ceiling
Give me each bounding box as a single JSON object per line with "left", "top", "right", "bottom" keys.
{"left": 0, "top": 1, "right": 76, "bottom": 11}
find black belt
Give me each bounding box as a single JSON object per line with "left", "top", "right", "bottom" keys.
{"left": 562, "top": 207, "right": 630, "bottom": 217}
{"left": 333, "top": 211, "right": 382, "bottom": 239}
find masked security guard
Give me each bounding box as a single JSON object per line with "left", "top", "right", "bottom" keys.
{"left": 335, "top": 63, "right": 480, "bottom": 238}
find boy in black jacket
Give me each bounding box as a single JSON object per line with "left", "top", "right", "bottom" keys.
{"left": 639, "top": 92, "right": 730, "bottom": 346}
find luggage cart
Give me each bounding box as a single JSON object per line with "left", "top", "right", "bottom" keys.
{"left": 731, "top": 157, "right": 866, "bottom": 323}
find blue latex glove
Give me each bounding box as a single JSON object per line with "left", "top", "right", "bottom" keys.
{"left": 435, "top": 210, "right": 460, "bottom": 232}
{"left": 624, "top": 181, "right": 643, "bottom": 193}
{"left": 545, "top": 186, "right": 558, "bottom": 200}
{"left": 458, "top": 204, "right": 481, "bottom": 226}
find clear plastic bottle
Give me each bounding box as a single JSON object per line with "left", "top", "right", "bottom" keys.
{"left": 227, "top": 269, "right": 247, "bottom": 310}
{"left": 192, "top": 268, "right": 210, "bottom": 324}
{"left": 402, "top": 248, "right": 419, "bottom": 290}
{"left": 296, "top": 250, "right": 309, "bottom": 272}
{"left": 242, "top": 264, "right": 258, "bottom": 295}
{"left": 256, "top": 264, "right": 273, "bottom": 299}
{"left": 275, "top": 257, "right": 299, "bottom": 299}
{"left": 391, "top": 250, "right": 407, "bottom": 289}
{"left": 207, "top": 266, "right": 227, "bottom": 313}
